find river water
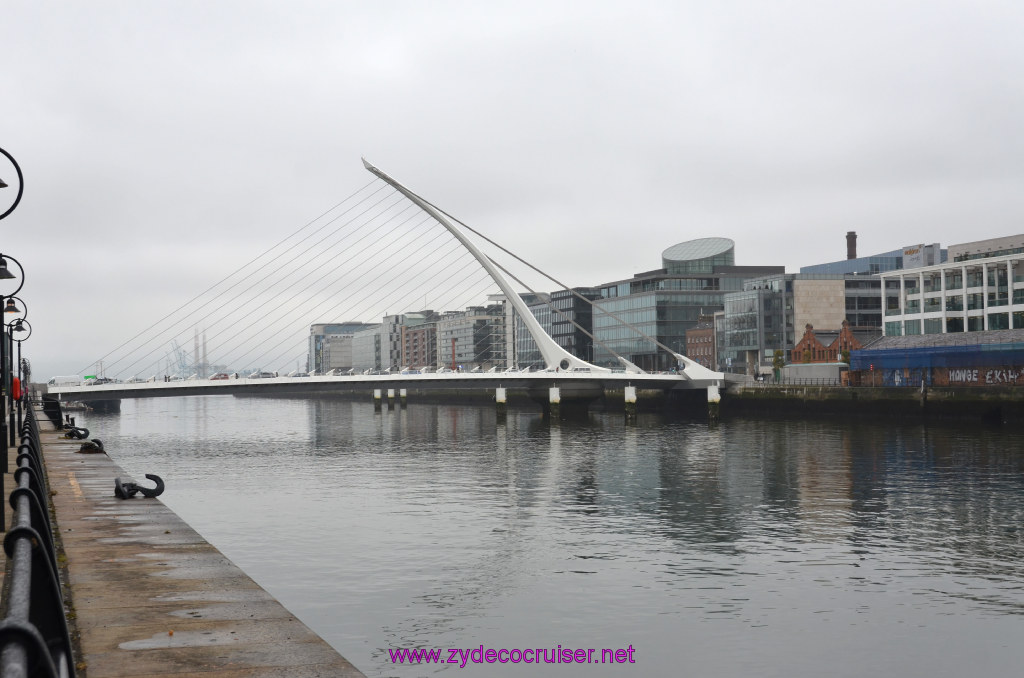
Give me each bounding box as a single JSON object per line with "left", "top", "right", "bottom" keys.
{"left": 77, "top": 395, "right": 1024, "bottom": 677}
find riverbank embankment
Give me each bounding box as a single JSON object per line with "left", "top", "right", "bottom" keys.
{"left": 35, "top": 418, "right": 365, "bottom": 677}
{"left": 724, "top": 384, "right": 1024, "bottom": 422}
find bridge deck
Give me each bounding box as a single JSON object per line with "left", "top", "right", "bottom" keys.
{"left": 48, "top": 370, "right": 719, "bottom": 402}
{"left": 37, "top": 419, "right": 365, "bottom": 677}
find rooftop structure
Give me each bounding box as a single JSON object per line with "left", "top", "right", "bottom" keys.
{"left": 662, "top": 237, "right": 734, "bottom": 274}
{"left": 950, "top": 233, "right": 1024, "bottom": 262}
{"left": 801, "top": 240, "right": 945, "bottom": 275}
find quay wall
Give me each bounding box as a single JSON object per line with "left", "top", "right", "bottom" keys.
{"left": 723, "top": 385, "right": 1024, "bottom": 422}
{"left": 33, "top": 416, "right": 365, "bottom": 677}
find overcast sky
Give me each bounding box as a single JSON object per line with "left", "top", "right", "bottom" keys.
{"left": 3, "top": 1, "right": 1024, "bottom": 379}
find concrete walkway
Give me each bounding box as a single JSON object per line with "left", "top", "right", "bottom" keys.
{"left": 36, "top": 420, "right": 365, "bottom": 677}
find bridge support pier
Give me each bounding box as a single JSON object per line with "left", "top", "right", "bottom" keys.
{"left": 373, "top": 389, "right": 382, "bottom": 412}
{"left": 495, "top": 387, "right": 507, "bottom": 419}
{"left": 387, "top": 389, "right": 395, "bottom": 410}
{"left": 707, "top": 384, "right": 721, "bottom": 424}
{"left": 529, "top": 382, "right": 601, "bottom": 420}
{"left": 548, "top": 387, "right": 561, "bottom": 420}
{"left": 624, "top": 386, "right": 637, "bottom": 423}
{"left": 400, "top": 388, "right": 407, "bottom": 408}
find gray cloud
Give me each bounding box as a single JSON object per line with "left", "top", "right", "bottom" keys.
{"left": 3, "top": 0, "right": 1023, "bottom": 377}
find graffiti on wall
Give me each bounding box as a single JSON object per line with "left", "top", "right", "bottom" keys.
{"left": 947, "top": 367, "right": 1024, "bottom": 385}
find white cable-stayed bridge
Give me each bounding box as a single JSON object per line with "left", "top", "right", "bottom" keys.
{"left": 46, "top": 160, "right": 724, "bottom": 416}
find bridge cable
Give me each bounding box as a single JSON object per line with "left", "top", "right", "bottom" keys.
{"left": 230, "top": 214, "right": 472, "bottom": 371}
{"left": 486, "top": 257, "right": 634, "bottom": 368}
{"left": 429, "top": 201, "right": 682, "bottom": 360}
{"left": 112, "top": 187, "right": 410, "bottom": 377}
{"left": 202, "top": 198, "right": 491, "bottom": 373}
{"left": 200, "top": 204, "right": 431, "bottom": 370}
{"left": 82, "top": 179, "right": 384, "bottom": 375}
{"left": 372, "top": 177, "right": 680, "bottom": 362}
{"left": 242, "top": 232, "right": 495, "bottom": 372}
{"left": 117, "top": 188, "right": 407, "bottom": 376}
{"left": 254, "top": 243, "right": 494, "bottom": 372}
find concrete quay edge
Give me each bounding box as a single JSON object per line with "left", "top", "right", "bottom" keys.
{"left": 32, "top": 419, "right": 365, "bottom": 677}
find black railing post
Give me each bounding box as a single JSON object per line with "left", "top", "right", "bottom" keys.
{"left": 0, "top": 407, "right": 78, "bottom": 677}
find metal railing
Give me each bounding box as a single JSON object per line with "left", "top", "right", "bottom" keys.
{"left": 748, "top": 378, "right": 844, "bottom": 387}
{"left": 0, "top": 406, "right": 77, "bottom": 677}
{"left": 38, "top": 397, "right": 64, "bottom": 430}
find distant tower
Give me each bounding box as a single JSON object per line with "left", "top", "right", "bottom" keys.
{"left": 846, "top": 231, "right": 857, "bottom": 260}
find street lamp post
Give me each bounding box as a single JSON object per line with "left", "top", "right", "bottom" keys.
{"left": 0, "top": 254, "right": 25, "bottom": 530}
{"left": 1, "top": 152, "right": 25, "bottom": 532}
{"left": 10, "top": 318, "right": 31, "bottom": 436}
{"left": 4, "top": 295, "right": 28, "bottom": 447}
{"left": 0, "top": 255, "right": 25, "bottom": 448}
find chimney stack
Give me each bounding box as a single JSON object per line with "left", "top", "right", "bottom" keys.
{"left": 846, "top": 231, "right": 857, "bottom": 260}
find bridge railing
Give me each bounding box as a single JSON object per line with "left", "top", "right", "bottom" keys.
{"left": 0, "top": 406, "right": 77, "bottom": 677}
{"left": 749, "top": 378, "right": 845, "bottom": 387}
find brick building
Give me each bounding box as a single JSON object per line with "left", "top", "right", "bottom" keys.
{"left": 791, "top": 320, "right": 879, "bottom": 363}
{"left": 685, "top": 319, "right": 716, "bottom": 369}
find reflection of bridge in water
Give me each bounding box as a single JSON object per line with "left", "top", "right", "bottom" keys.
{"left": 49, "top": 160, "right": 724, "bottom": 417}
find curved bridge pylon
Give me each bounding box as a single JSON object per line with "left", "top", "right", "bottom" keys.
{"left": 362, "top": 159, "right": 606, "bottom": 374}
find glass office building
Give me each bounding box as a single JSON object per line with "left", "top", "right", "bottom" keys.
{"left": 592, "top": 238, "right": 783, "bottom": 371}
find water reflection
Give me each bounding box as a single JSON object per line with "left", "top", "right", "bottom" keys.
{"left": 81, "top": 397, "right": 1024, "bottom": 677}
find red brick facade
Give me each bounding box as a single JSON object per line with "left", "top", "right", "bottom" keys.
{"left": 686, "top": 322, "right": 715, "bottom": 369}
{"left": 790, "top": 320, "right": 867, "bottom": 364}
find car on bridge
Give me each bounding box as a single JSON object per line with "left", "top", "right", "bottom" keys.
{"left": 210, "top": 373, "right": 231, "bottom": 380}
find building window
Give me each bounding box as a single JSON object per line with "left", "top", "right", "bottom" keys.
{"left": 945, "top": 295, "right": 963, "bottom": 311}
{"left": 989, "top": 292, "right": 1009, "bottom": 307}
{"left": 967, "top": 316, "right": 985, "bottom": 332}
{"left": 885, "top": 321, "right": 903, "bottom": 337}
{"left": 924, "top": 318, "right": 943, "bottom": 334}
{"left": 947, "top": 317, "right": 965, "bottom": 333}
{"left": 988, "top": 312, "right": 1010, "bottom": 330}
{"left": 1014, "top": 311, "right": 1024, "bottom": 329}
{"left": 905, "top": 319, "right": 922, "bottom": 335}
{"left": 988, "top": 268, "right": 1009, "bottom": 289}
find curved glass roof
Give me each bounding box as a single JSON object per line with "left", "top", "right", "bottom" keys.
{"left": 662, "top": 237, "right": 734, "bottom": 263}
